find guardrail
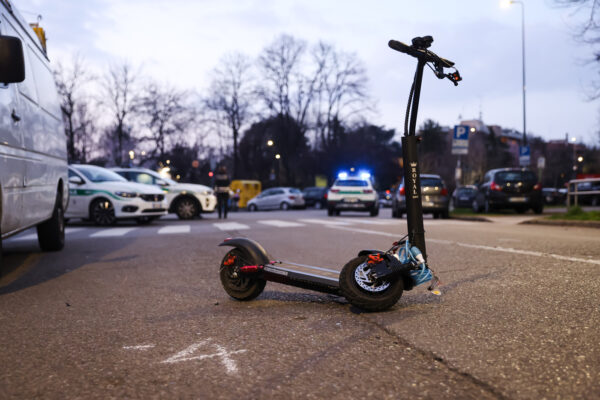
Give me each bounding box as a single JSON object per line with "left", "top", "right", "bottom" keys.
{"left": 567, "top": 177, "right": 600, "bottom": 207}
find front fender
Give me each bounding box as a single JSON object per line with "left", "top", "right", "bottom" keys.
{"left": 218, "top": 237, "right": 270, "bottom": 265}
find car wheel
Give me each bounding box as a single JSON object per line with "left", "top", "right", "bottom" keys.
{"left": 391, "top": 208, "right": 398, "bottom": 218}
{"left": 369, "top": 207, "right": 379, "bottom": 217}
{"left": 441, "top": 209, "right": 450, "bottom": 219}
{"left": 314, "top": 201, "right": 322, "bottom": 209}
{"left": 433, "top": 212, "right": 439, "bottom": 219}
{"left": 484, "top": 199, "right": 492, "bottom": 213}
{"left": 533, "top": 204, "right": 544, "bottom": 214}
{"left": 280, "top": 202, "right": 290, "bottom": 211}
{"left": 90, "top": 199, "right": 116, "bottom": 226}
{"left": 472, "top": 199, "right": 480, "bottom": 213}
{"left": 335, "top": 210, "right": 341, "bottom": 216}
{"left": 248, "top": 204, "right": 257, "bottom": 212}
{"left": 37, "top": 191, "right": 65, "bottom": 252}
{"left": 176, "top": 197, "right": 198, "bottom": 220}
{"left": 327, "top": 207, "right": 334, "bottom": 216}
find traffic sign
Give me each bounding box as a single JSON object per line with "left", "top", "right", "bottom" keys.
{"left": 452, "top": 125, "right": 469, "bottom": 155}
{"left": 519, "top": 145, "right": 530, "bottom": 166}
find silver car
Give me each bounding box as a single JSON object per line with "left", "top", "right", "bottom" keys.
{"left": 247, "top": 187, "right": 305, "bottom": 211}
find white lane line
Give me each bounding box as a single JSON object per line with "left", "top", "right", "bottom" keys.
{"left": 213, "top": 222, "right": 250, "bottom": 231}
{"left": 298, "top": 218, "right": 351, "bottom": 226}
{"left": 65, "top": 228, "right": 84, "bottom": 234}
{"left": 258, "top": 220, "right": 305, "bottom": 228}
{"left": 338, "top": 218, "right": 398, "bottom": 225}
{"left": 123, "top": 344, "right": 155, "bottom": 350}
{"left": 90, "top": 228, "right": 137, "bottom": 238}
{"left": 325, "top": 225, "right": 600, "bottom": 266}
{"left": 158, "top": 225, "right": 191, "bottom": 234}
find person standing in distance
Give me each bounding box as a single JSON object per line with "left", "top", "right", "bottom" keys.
{"left": 215, "top": 165, "right": 231, "bottom": 219}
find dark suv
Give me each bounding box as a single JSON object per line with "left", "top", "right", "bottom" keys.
{"left": 472, "top": 168, "right": 543, "bottom": 214}
{"left": 392, "top": 174, "right": 450, "bottom": 219}
{"left": 302, "top": 187, "right": 328, "bottom": 209}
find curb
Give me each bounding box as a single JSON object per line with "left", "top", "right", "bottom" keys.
{"left": 520, "top": 219, "right": 600, "bottom": 229}
{"left": 449, "top": 215, "right": 492, "bottom": 222}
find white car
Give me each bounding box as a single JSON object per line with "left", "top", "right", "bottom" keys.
{"left": 66, "top": 165, "right": 167, "bottom": 225}
{"left": 246, "top": 187, "right": 305, "bottom": 211}
{"left": 112, "top": 167, "right": 217, "bottom": 220}
{"left": 327, "top": 173, "right": 379, "bottom": 217}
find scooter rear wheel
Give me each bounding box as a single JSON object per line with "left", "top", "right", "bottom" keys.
{"left": 339, "top": 256, "right": 404, "bottom": 312}
{"left": 220, "top": 249, "right": 266, "bottom": 301}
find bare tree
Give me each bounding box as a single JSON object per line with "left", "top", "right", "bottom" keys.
{"left": 205, "top": 52, "right": 253, "bottom": 177}
{"left": 101, "top": 62, "right": 139, "bottom": 165}
{"left": 137, "top": 81, "right": 193, "bottom": 161}
{"left": 53, "top": 54, "right": 94, "bottom": 162}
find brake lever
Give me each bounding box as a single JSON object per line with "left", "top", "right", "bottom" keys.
{"left": 445, "top": 70, "right": 462, "bottom": 86}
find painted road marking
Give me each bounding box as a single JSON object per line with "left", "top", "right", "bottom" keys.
{"left": 258, "top": 220, "right": 305, "bottom": 228}
{"left": 65, "top": 227, "right": 84, "bottom": 234}
{"left": 213, "top": 222, "right": 250, "bottom": 231}
{"left": 11, "top": 233, "right": 38, "bottom": 241}
{"left": 161, "top": 338, "right": 247, "bottom": 374}
{"left": 123, "top": 344, "right": 156, "bottom": 350}
{"left": 338, "top": 218, "right": 398, "bottom": 225}
{"left": 90, "top": 228, "right": 137, "bottom": 238}
{"left": 298, "top": 218, "right": 351, "bottom": 226}
{"left": 158, "top": 225, "right": 191, "bottom": 234}
{"left": 326, "top": 225, "right": 600, "bottom": 266}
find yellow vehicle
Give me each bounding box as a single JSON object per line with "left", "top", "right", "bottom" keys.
{"left": 230, "top": 180, "right": 261, "bottom": 208}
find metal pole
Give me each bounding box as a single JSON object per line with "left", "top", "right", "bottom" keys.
{"left": 512, "top": 0, "right": 527, "bottom": 146}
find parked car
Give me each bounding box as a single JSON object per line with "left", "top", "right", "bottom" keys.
{"left": 392, "top": 174, "right": 450, "bottom": 219}
{"left": 112, "top": 167, "right": 216, "bottom": 219}
{"left": 67, "top": 165, "right": 168, "bottom": 225}
{"left": 302, "top": 187, "right": 328, "bottom": 209}
{"left": 1, "top": 6, "right": 68, "bottom": 257}
{"left": 542, "top": 187, "right": 566, "bottom": 205}
{"left": 451, "top": 185, "right": 478, "bottom": 209}
{"left": 247, "top": 187, "right": 305, "bottom": 211}
{"left": 472, "top": 168, "right": 543, "bottom": 214}
{"left": 379, "top": 190, "right": 393, "bottom": 208}
{"left": 327, "top": 174, "right": 378, "bottom": 217}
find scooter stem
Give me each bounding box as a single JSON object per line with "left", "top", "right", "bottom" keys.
{"left": 403, "top": 59, "right": 427, "bottom": 260}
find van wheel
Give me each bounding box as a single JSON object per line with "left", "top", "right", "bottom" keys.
{"left": 91, "top": 199, "right": 117, "bottom": 226}
{"left": 369, "top": 207, "right": 379, "bottom": 217}
{"left": 37, "top": 193, "right": 65, "bottom": 251}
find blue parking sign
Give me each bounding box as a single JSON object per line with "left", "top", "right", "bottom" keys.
{"left": 519, "top": 145, "right": 530, "bottom": 166}
{"left": 452, "top": 125, "right": 469, "bottom": 155}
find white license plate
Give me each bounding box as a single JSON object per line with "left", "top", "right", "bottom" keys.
{"left": 422, "top": 201, "right": 434, "bottom": 207}
{"left": 509, "top": 197, "right": 527, "bottom": 202}
{"left": 151, "top": 202, "right": 162, "bottom": 209}
{"left": 344, "top": 198, "right": 358, "bottom": 203}
{"left": 459, "top": 196, "right": 469, "bottom": 201}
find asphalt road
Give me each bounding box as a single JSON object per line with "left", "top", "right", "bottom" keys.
{"left": 1, "top": 209, "right": 599, "bottom": 399}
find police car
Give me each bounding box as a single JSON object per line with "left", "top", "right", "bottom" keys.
{"left": 66, "top": 165, "right": 168, "bottom": 225}
{"left": 327, "top": 172, "right": 379, "bottom": 217}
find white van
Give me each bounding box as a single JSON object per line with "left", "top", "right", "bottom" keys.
{"left": 0, "top": 1, "right": 68, "bottom": 261}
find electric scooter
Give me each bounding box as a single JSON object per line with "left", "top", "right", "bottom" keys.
{"left": 218, "top": 36, "right": 462, "bottom": 312}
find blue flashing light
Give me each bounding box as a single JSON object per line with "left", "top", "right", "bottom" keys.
{"left": 360, "top": 171, "right": 371, "bottom": 180}
{"left": 337, "top": 172, "right": 348, "bottom": 179}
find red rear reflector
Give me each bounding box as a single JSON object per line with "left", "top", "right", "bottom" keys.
{"left": 490, "top": 182, "right": 502, "bottom": 191}
{"left": 324, "top": 193, "right": 328, "bottom": 199}
{"left": 289, "top": 195, "right": 296, "bottom": 200}
{"left": 533, "top": 183, "right": 542, "bottom": 191}
{"left": 399, "top": 186, "right": 405, "bottom": 195}
{"left": 363, "top": 189, "right": 373, "bottom": 194}
{"left": 440, "top": 188, "right": 448, "bottom": 196}
{"left": 331, "top": 189, "right": 340, "bottom": 193}
{"left": 385, "top": 190, "right": 390, "bottom": 194}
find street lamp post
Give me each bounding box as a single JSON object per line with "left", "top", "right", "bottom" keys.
{"left": 503, "top": 0, "right": 527, "bottom": 147}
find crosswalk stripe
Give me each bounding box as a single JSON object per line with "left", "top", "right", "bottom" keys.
{"left": 12, "top": 233, "right": 38, "bottom": 241}
{"left": 90, "top": 228, "right": 137, "bottom": 238}
{"left": 213, "top": 222, "right": 250, "bottom": 231}
{"left": 65, "top": 228, "right": 84, "bottom": 234}
{"left": 298, "top": 218, "right": 351, "bottom": 226}
{"left": 158, "top": 225, "right": 191, "bottom": 234}
{"left": 338, "top": 218, "right": 398, "bottom": 225}
{"left": 258, "top": 220, "right": 305, "bottom": 228}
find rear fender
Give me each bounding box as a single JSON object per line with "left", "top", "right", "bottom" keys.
{"left": 218, "top": 237, "right": 270, "bottom": 265}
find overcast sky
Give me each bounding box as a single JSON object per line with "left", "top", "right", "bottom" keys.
{"left": 15, "top": 0, "right": 600, "bottom": 144}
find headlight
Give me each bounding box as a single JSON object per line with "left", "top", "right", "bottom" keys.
{"left": 203, "top": 190, "right": 213, "bottom": 195}
{"left": 114, "top": 191, "right": 138, "bottom": 198}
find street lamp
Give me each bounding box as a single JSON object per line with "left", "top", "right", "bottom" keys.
{"left": 267, "top": 140, "right": 274, "bottom": 147}
{"left": 502, "top": 0, "right": 527, "bottom": 146}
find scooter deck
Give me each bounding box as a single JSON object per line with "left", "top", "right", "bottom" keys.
{"left": 260, "top": 261, "right": 341, "bottom": 295}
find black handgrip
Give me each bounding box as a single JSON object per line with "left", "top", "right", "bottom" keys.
{"left": 388, "top": 39, "right": 412, "bottom": 54}
{"left": 389, "top": 38, "right": 455, "bottom": 67}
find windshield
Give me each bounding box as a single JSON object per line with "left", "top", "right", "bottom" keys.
{"left": 495, "top": 171, "right": 536, "bottom": 184}
{"left": 420, "top": 178, "right": 443, "bottom": 187}
{"left": 74, "top": 166, "right": 127, "bottom": 183}
{"left": 334, "top": 179, "right": 369, "bottom": 187}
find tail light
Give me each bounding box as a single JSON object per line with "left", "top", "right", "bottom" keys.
{"left": 533, "top": 183, "right": 542, "bottom": 191}
{"left": 440, "top": 188, "right": 448, "bottom": 196}
{"left": 324, "top": 193, "right": 328, "bottom": 199}
{"left": 363, "top": 189, "right": 373, "bottom": 194}
{"left": 490, "top": 182, "right": 502, "bottom": 191}
{"left": 330, "top": 189, "right": 340, "bottom": 193}
{"left": 399, "top": 186, "right": 405, "bottom": 195}
{"left": 289, "top": 195, "right": 296, "bottom": 200}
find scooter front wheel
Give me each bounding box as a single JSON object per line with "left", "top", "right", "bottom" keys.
{"left": 339, "top": 256, "right": 404, "bottom": 312}
{"left": 220, "top": 249, "right": 266, "bottom": 301}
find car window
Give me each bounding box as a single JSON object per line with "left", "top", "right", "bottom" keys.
{"left": 420, "top": 178, "right": 443, "bottom": 187}
{"left": 495, "top": 171, "right": 536, "bottom": 184}
{"left": 260, "top": 189, "right": 272, "bottom": 197}
{"left": 272, "top": 189, "right": 285, "bottom": 195}
{"left": 458, "top": 187, "right": 476, "bottom": 195}
{"left": 68, "top": 169, "right": 84, "bottom": 180}
{"left": 131, "top": 172, "right": 156, "bottom": 185}
{"left": 74, "top": 166, "right": 127, "bottom": 183}
{"left": 334, "top": 180, "right": 368, "bottom": 187}
{"left": 290, "top": 188, "right": 301, "bottom": 194}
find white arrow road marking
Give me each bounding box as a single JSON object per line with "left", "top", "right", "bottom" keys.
{"left": 213, "top": 222, "right": 250, "bottom": 231}
{"left": 161, "top": 339, "right": 247, "bottom": 374}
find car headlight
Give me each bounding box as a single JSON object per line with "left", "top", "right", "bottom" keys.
{"left": 203, "top": 190, "right": 213, "bottom": 195}
{"left": 114, "top": 191, "right": 138, "bottom": 198}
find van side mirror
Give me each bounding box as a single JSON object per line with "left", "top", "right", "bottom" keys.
{"left": 69, "top": 176, "right": 84, "bottom": 185}
{"left": 0, "top": 35, "right": 25, "bottom": 84}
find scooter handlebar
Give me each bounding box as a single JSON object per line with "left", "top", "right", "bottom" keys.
{"left": 388, "top": 39, "right": 455, "bottom": 68}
